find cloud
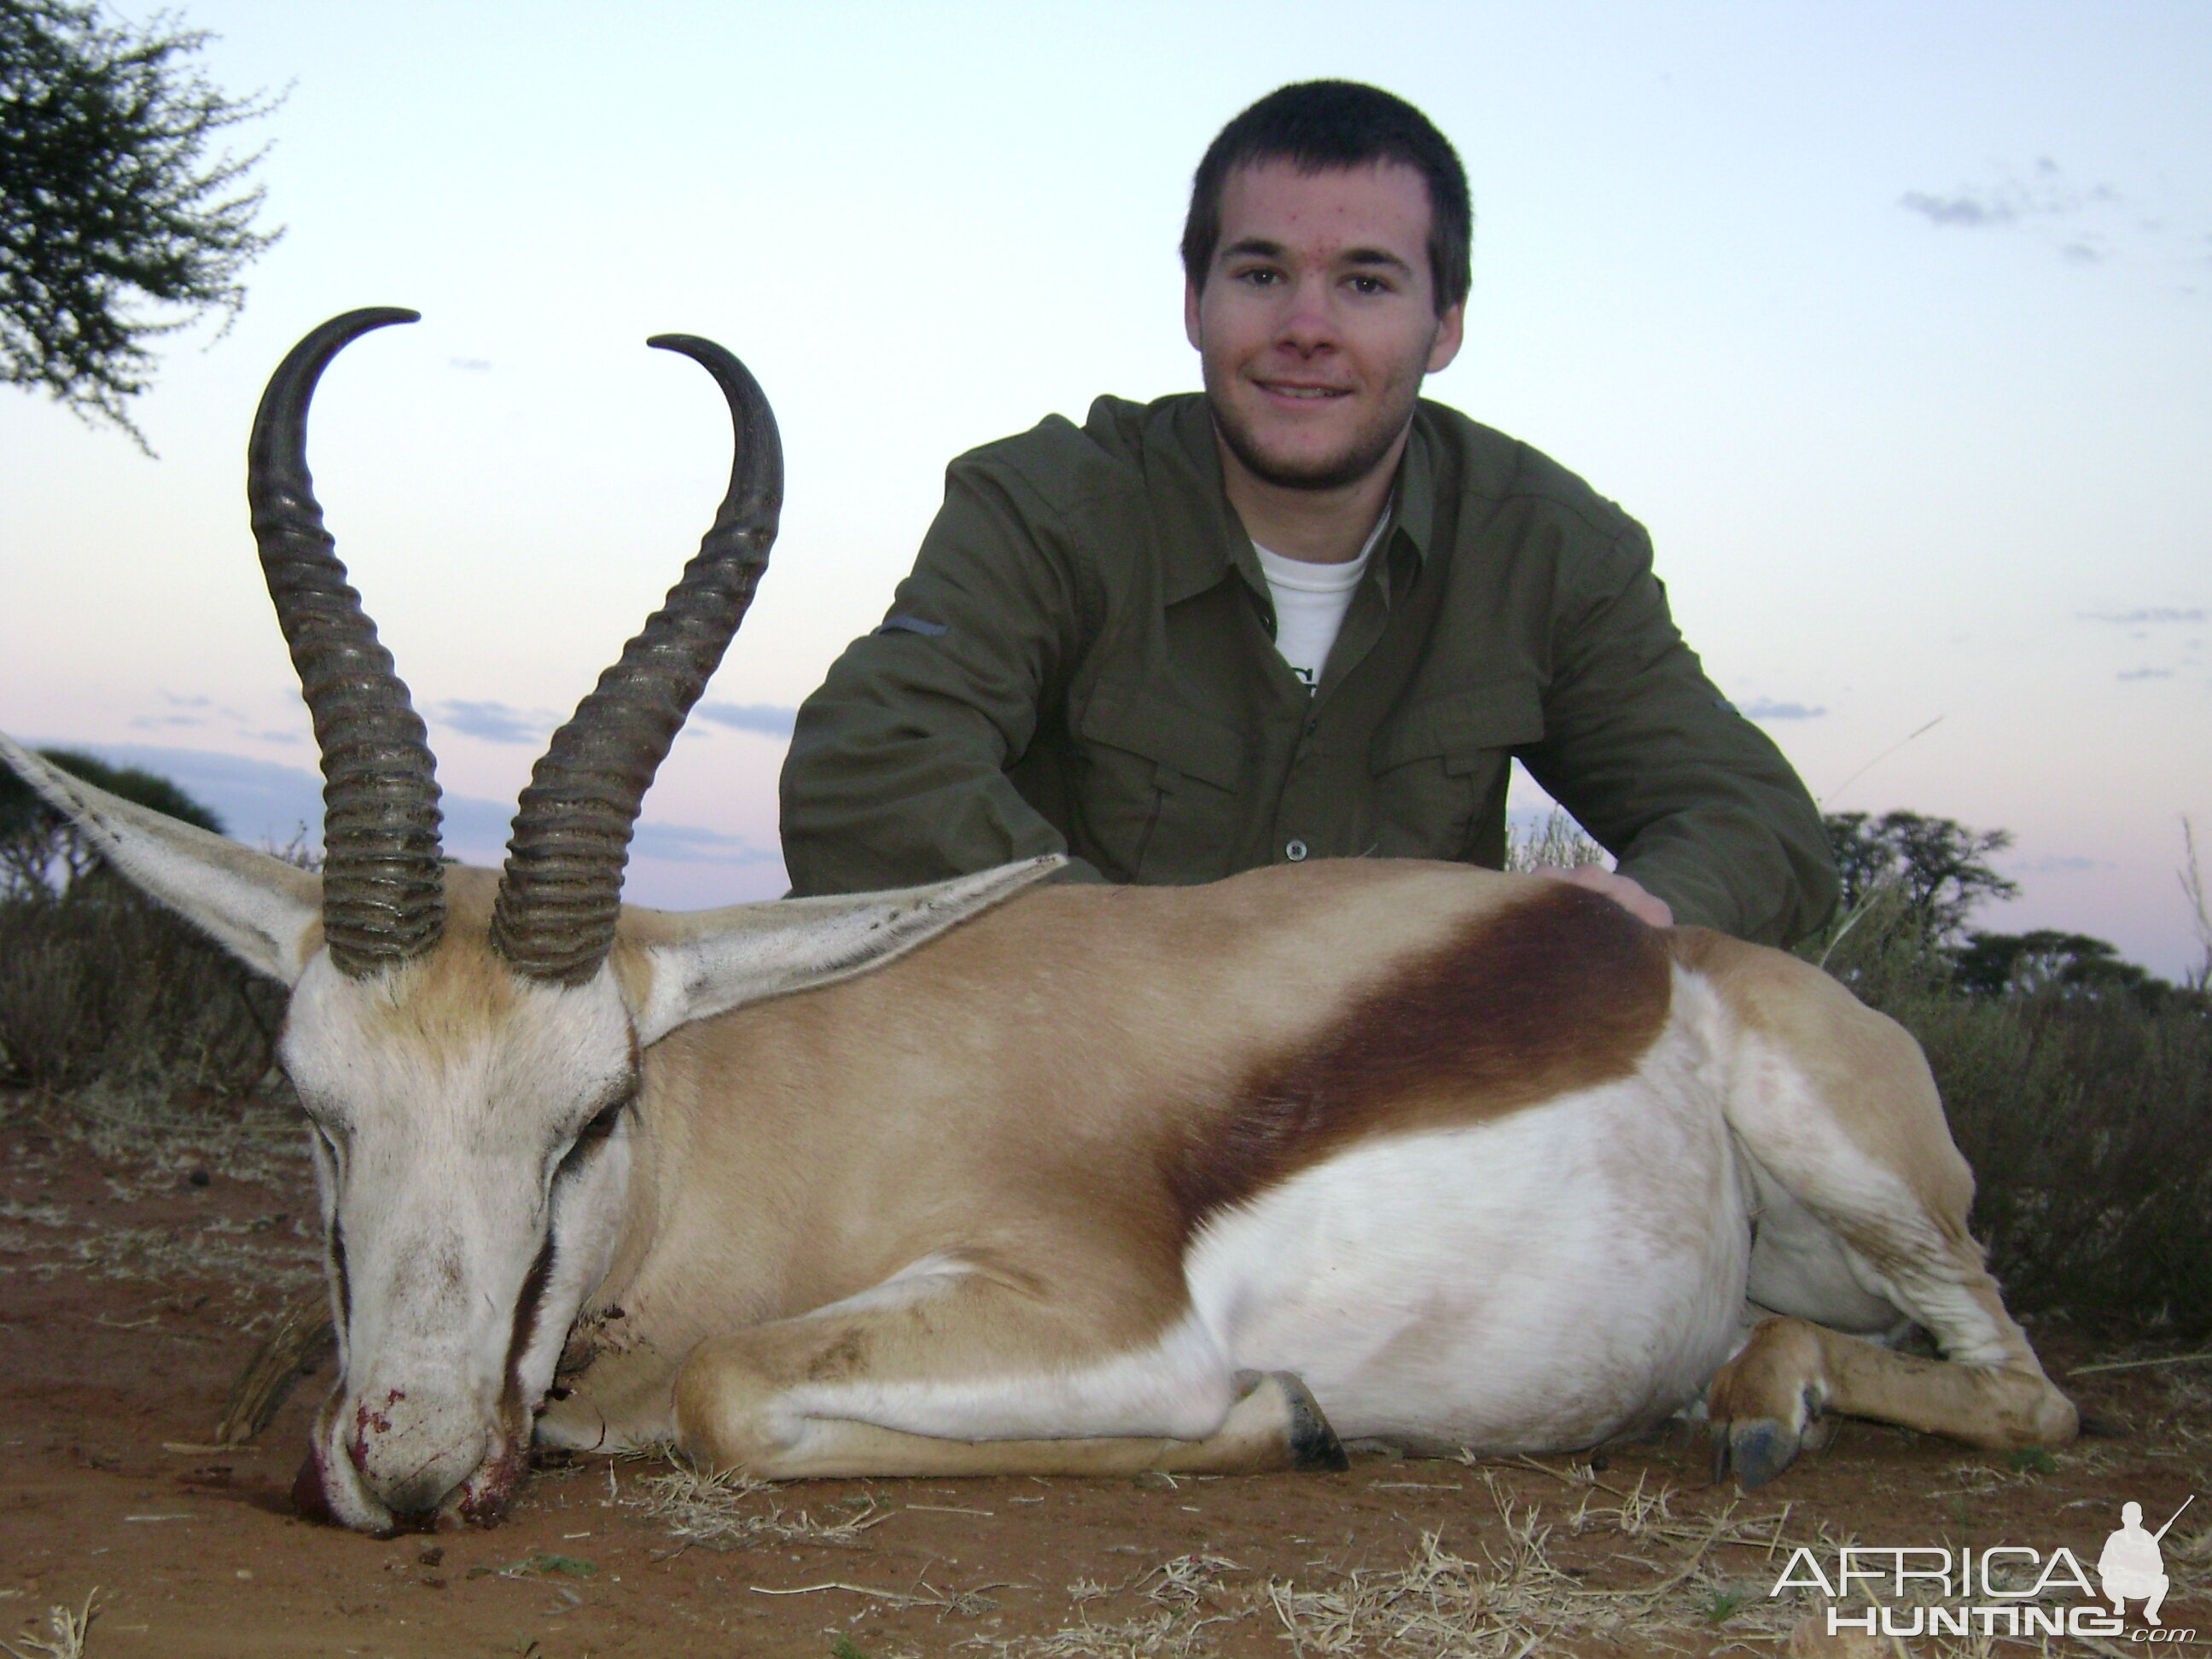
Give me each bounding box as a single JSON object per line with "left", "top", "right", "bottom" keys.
{"left": 37, "top": 741, "right": 778, "bottom": 875}
{"left": 2118, "top": 667, "right": 2174, "bottom": 681}
{"left": 630, "top": 822, "right": 782, "bottom": 866}
{"left": 2004, "top": 853, "right": 2112, "bottom": 875}
{"left": 449, "top": 357, "right": 492, "bottom": 372}
{"left": 46, "top": 743, "right": 328, "bottom": 849}
{"left": 1739, "top": 697, "right": 1827, "bottom": 721}
{"left": 1901, "top": 157, "right": 2119, "bottom": 230}
{"left": 2081, "top": 607, "right": 2205, "bottom": 625}
{"left": 1901, "top": 189, "right": 2018, "bottom": 229}
{"left": 435, "top": 699, "right": 552, "bottom": 745}
{"left": 131, "top": 712, "right": 209, "bottom": 730}
{"left": 696, "top": 702, "right": 797, "bottom": 739}
{"left": 1898, "top": 159, "right": 2157, "bottom": 268}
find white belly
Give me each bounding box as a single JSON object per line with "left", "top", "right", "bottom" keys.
{"left": 1184, "top": 1033, "right": 1749, "bottom": 1450}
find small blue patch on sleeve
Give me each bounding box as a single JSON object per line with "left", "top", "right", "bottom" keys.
{"left": 875, "top": 614, "right": 949, "bottom": 638}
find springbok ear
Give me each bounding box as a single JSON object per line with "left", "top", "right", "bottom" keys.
{"left": 618, "top": 855, "right": 1064, "bottom": 1045}
{"left": 1, "top": 732, "right": 323, "bottom": 984}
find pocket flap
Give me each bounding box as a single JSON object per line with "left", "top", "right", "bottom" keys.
{"left": 1081, "top": 689, "right": 1243, "bottom": 789}
{"left": 1373, "top": 681, "right": 1545, "bottom": 772}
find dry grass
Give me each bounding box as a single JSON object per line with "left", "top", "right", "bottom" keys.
{"left": 1505, "top": 809, "right": 1607, "bottom": 873}
{"left": 922, "top": 1452, "right": 2212, "bottom": 1659}
{"left": 0, "top": 1087, "right": 317, "bottom": 1322}
{"left": 46, "top": 1077, "right": 310, "bottom": 1193}
{"left": 31, "top": 1216, "right": 317, "bottom": 1292}
{"left": 622, "top": 1454, "right": 898, "bottom": 1552}
{"left": 0, "top": 1589, "right": 100, "bottom": 1659}
{"left": 960, "top": 1553, "right": 1249, "bottom": 1658}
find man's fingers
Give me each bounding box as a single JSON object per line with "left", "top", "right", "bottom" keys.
{"left": 1537, "top": 864, "right": 1674, "bottom": 928}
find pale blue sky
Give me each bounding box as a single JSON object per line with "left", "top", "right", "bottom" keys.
{"left": 2, "top": 2, "right": 2206, "bottom": 971}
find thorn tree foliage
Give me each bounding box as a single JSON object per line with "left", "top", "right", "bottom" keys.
{"left": 0, "top": 0, "right": 281, "bottom": 445}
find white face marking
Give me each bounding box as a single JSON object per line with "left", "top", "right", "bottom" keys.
{"left": 280, "top": 951, "right": 638, "bottom": 1527}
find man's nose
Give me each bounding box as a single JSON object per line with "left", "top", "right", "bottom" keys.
{"left": 1274, "top": 275, "right": 1338, "bottom": 352}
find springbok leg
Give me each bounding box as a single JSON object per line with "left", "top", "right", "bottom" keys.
{"left": 1707, "top": 1316, "right": 2075, "bottom": 1487}
{"left": 670, "top": 1271, "right": 1345, "bottom": 1480}
{"left": 1675, "top": 931, "right": 2075, "bottom": 1486}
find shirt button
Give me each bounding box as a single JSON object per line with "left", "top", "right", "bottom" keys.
{"left": 1285, "top": 838, "right": 1308, "bottom": 863}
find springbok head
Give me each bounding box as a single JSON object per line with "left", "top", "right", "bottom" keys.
{"left": 0, "top": 310, "right": 1054, "bottom": 1532}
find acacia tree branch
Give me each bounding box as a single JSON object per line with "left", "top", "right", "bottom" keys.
{"left": 0, "top": 0, "right": 283, "bottom": 449}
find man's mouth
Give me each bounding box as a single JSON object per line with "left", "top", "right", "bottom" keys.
{"left": 1254, "top": 381, "right": 1351, "bottom": 402}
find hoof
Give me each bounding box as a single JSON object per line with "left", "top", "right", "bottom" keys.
{"left": 1273, "top": 1371, "right": 1349, "bottom": 1472}
{"left": 1725, "top": 1417, "right": 1801, "bottom": 1491}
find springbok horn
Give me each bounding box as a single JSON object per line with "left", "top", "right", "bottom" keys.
{"left": 247, "top": 308, "right": 445, "bottom": 978}
{"left": 489, "top": 337, "right": 783, "bottom": 984}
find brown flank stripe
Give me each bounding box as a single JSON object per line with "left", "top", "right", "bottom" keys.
{"left": 1168, "top": 882, "right": 1674, "bottom": 1232}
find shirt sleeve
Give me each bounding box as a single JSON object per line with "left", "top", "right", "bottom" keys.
{"left": 1517, "top": 522, "right": 1838, "bottom": 945}
{"left": 778, "top": 456, "right": 1107, "bottom": 896}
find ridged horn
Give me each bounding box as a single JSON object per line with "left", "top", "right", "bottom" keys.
{"left": 489, "top": 337, "right": 783, "bottom": 983}
{"left": 247, "top": 308, "right": 445, "bottom": 979}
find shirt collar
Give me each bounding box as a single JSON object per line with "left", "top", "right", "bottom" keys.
{"left": 1150, "top": 395, "right": 1438, "bottom": 607}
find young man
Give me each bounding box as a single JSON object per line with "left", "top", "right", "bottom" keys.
{"left": 778, "top": 81, "right": 1836, "bottom": 944}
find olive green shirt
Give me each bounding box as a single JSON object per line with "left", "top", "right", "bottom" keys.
{"left": 781, "top": 393, "right": 1837, "bottom": 944}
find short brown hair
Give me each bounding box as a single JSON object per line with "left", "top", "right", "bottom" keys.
{"left": 1181, "top": 81, "right": 1472, "bottom": 315}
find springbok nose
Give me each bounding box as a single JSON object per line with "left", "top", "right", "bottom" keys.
{"left": 345, "top": 1386, "right": 490, "bottom": 1516}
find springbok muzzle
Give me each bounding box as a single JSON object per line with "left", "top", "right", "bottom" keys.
{"left": 295, "top": 1377, "right": 534, "bottom": 1532}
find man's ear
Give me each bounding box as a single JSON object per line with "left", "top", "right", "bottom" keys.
{"left": 1428, "top": 300, "right": 1465, "bottom": 375}
{"left": 1185, "top": 279, "right": 1204, "bottom": 352}
{"left": 616, "top": 856, "right": 1065, "bottom": 1045}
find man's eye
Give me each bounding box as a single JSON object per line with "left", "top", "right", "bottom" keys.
{"left": 1348, "top": 274, "right": 1388, "bottom": 296}
{"left": 1238, "top": 267, "right": 1280, "bottom": 287}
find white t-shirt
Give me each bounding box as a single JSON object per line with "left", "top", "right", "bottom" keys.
{"left": 1253, "top": 513, "right": 1389, "bottom": 691}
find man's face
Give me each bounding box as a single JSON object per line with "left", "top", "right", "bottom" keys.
{"left": 1186, "top": 160, "right": 1464, "bottom": 492}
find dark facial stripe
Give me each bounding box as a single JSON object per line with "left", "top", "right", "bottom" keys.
{"left": 329, "top": 1214, "right": 352, "bottom": 1328}
{"left": 504, "top": 1234, "right": 557, "bottom": 1402}
{"left": 1168, "top": 882, "right": 1673, "bottom": 1231}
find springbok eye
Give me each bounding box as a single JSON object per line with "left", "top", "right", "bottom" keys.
{"left": 555, "top": 1093, "right": 629, "bottom": 1184}
{"left": 577, "top": 1095, "right": 627, "bottom": 1146}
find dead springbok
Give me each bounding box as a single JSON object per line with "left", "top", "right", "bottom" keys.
{"left": 1, "top": 309, "right": 2075, "bottom": 1534}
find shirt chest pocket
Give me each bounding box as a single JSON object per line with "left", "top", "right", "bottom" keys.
{"left": 1075, "top": 689, "right": 1245, "bottom": 884}
{"left": 1368, "top": 680, "right": 1545, "bottom": 859}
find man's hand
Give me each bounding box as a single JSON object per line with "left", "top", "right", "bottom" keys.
{"left": 1536, "top": 864, "right": 1674, "bottom": 929}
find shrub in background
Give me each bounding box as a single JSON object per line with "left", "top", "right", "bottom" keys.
{"left": 0, "top": 883, "right": 283, "bottom": 1095}
{"left": 0, "top": 748, "right": 282, "bottom": 1097}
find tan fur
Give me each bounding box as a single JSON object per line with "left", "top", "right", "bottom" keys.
{"left": 547, "top": 863, "right": 2075, "bottom": 1488}
{"left": 357, "top": 873, "right": 522, "bottom": 1050}
{"left": 1672, "top": 928, "right": 1975, "bottom": 1224}
{"left": 596, "top": 864, "right": 1581, "bottom": 1364}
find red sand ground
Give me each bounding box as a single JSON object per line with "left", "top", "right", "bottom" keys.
{"left": 3, "top": 1091, "right": 2205, "bottom": 1658}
